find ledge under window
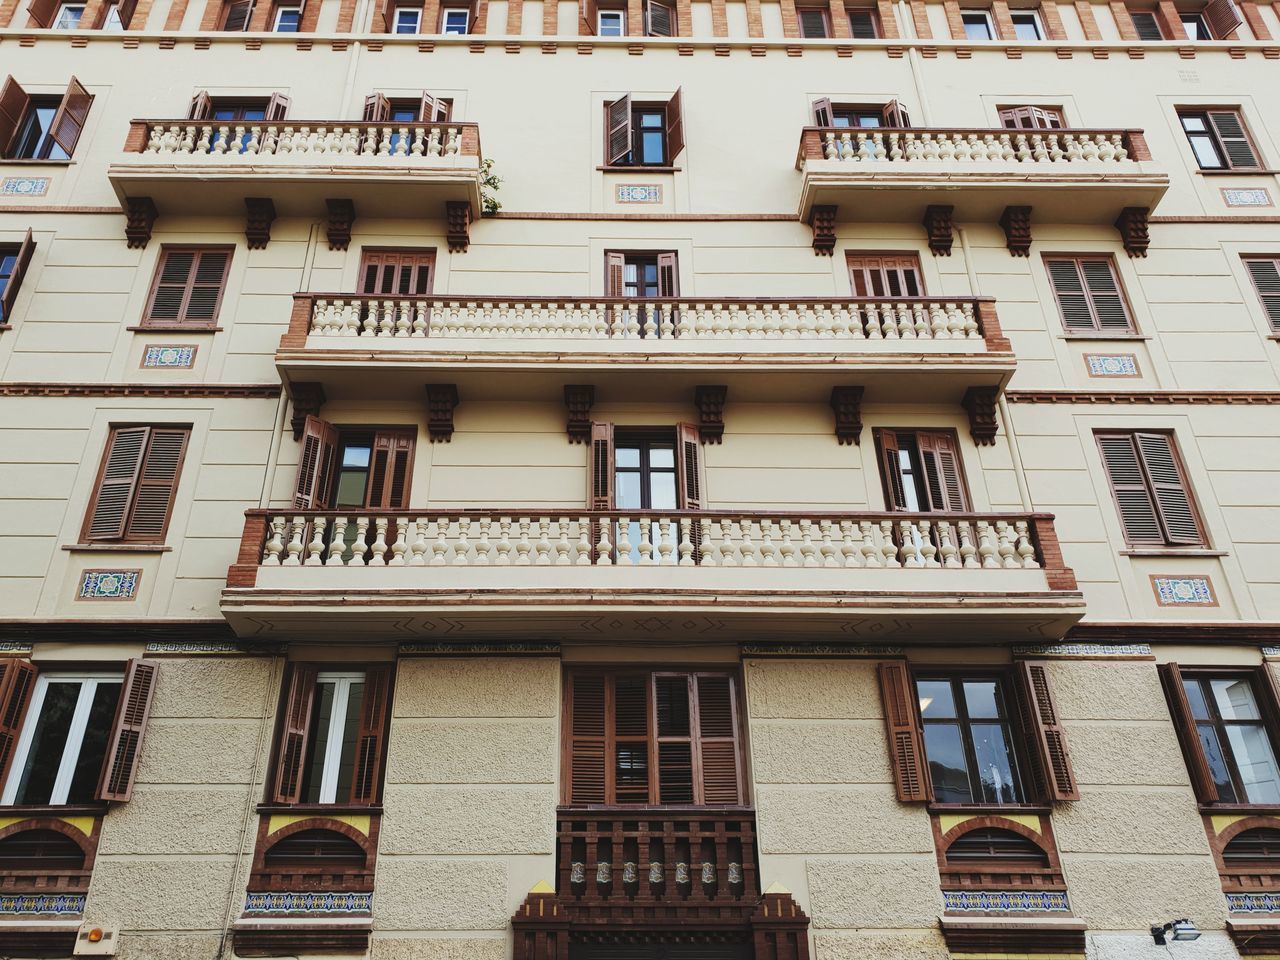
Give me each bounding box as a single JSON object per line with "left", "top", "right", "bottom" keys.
{"left": 598, "top": 165, "right": 682, "bottom": 173}
{"left": 1060, "top": 332, "right": 1149, "bottom": 341}
{"left": 255, "top": 803, "right": 384, "bottom": 815}
{"left": 126, "top": 325, "right": 222, "bottom": 333}
{"left": 929, "top": 802, "right": 1053, "bottom": 815}
{"left": 1119, "top": 546, "right": 1225, "bottom": 557}
{"left": 62, "top": 543, "right": 171, "bottom": 553}
{"left": 1197, "top": 169, "right": 1280, "bottom": 177}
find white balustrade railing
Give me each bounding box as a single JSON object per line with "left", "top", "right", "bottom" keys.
{"left": 253, "top": 511, "right": 1044, "bottom": 571}
{"left": 809, "top": 127, "right": 1142, "bottom": 165}
{"left": 134, "top": 121, "right": 472, "bottom": 160}
{"left": 299, "top": 296, "right": 986, "bottom": 342}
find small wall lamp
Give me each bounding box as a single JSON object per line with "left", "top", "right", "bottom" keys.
{"left": 1151, "top": 919, "right": 1201, "bottom": 945}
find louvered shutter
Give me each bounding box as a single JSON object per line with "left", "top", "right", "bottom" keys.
{"left": 48, "top": 77, "right": 92, "bottom": 159}
{"left": 568, "top": 673, "right": 607, "bottom": 804}
{"left": 1080, "top": 258, "right": 1132, "bottom": 331}
{"left": 1, "top": 229, "right": 36, "bottom": 324}
{"left": 28, "top": 0, "right": 58, "bottom": 27}
{"left": 877, "top": 661, "right": 931, "bottom": 801}
{"left": 117, "top": 0, "right": 139, "bottom": 27}
{"left": 614, "top": 675, "right": 650, "bottom": 803}
{"left": 882, "top": 99, "right": 910, "bottom": 128}
{"left": 1014, "top": 661, "right": 1079, "bottom": 802}
{"left": 812, "top": 97, "right": 834, "bottom": 127}
{"left": 271, "top": 664, "right": 318, "bottom": 804}
{"left": 1130, "top": 10, "right": 1164, "bottom": 38}
{"left": 97, "top": 658, "right": 159, "bottom": 802}
{"left": 1208, "top": 111, "right": 1260, "bottom": 169}
{"left": 1204, "top": 0, "right": 1242, "bottom": 37}
{"left": 145, "top": 248, "right": 232, "bottom": 325}
{"left": 350, "top": 665, "right": 391, "bottom": 803}
{"left": 363, "top": 93, "right": 390, "bottom": 122}
{"left": 0, "top": 659, "right": 38, "bottom": 790}
{"left": 1159, "top": 662, "right": 1218, "bottom": 804}
{"left": 1045, "top": 258, "right": 1098, "bottom": 330}
{"left": 420, "top": 92, "right": 449, "bottom": 122}
{"left": 223, "top": 0, "right": 253, "bottom": 28}
{"left": 1097, "top": 433, "right": 1163, "bottom": 545}
{"left": 369, "top": 430, "right": 414, "bottom": 509}
{"left": 878, "top": 429, "right": 909, "bottom": 510}
{"left": 654, "top": 674, "right": 694, "bottom": 803}
{"left": 605, "top": 251, "right": 626, "bottom": 298}
{"left": 605, "top": 94, "right": 632, "bottom": 166}
{"left": 293, "top": 416, "right": 339, "bottom": 510}
{"left": 1245, "top": 258, "right": 1280, "bottom": 330}
{"left": 589, "top": 421, "right": 615, "bottom": 510}
{"left": 85, "top": 426, "right": 149, "bottom": 541}
{"left": 917, "top": 431, "right": 968, "bottom": 512}
{"left": 849, "top": 9, "right": 878, "bottom": 36}
{"left": 645, "top": 0, "right": 674, "bottom": 34}
{"left": 0, "top": 78, "right": 30, "bottom": 158}
{"left": 1135, "top": 432, "right": 1204, "bottom": 546}
{"left": 188, "top": 91, "right": 213, "bottom": 121}
{"left": 999, "top": 106, "right": 1033, "bottom": 129}
{"left": 123, "top": 427, "right": 189, "bottom": 541}
{"left": 266, "top": 93, "right": 291, "bottom": 122}
{"left": 656, "top": 251, "right": 679, "bottom": 298}
{"left": 665, "top": 87, "right": 684, "bottom": 161}
{"left": 675, "top": 422, "right": 703, "bottom": 510}
{"left": 695, "top": 674, "right": 742, "bottom": 804}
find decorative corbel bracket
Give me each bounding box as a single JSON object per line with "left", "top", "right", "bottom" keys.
{"left": 999, "top": 205, "right": 1032, "bottom": 256}
{"left": 808, "top": 204, "right": 837, "bottom": 256}
{"left": 1114, "top": 206, "right": 1151, "bottom": 258}
{"left": 695, "top": 385, "right": 728, "bottom": 444}
{"left": 829, "top": 386, "right": 865, "bottom": 445}
{"left": 923, "top": 204, "right": 955, "bottom": 256}
{"left": 287, "top": 381, "right": 327, "bottom": 441}
{"left": 124, "top": 197, "right": 158, "bottom": 249}
{"left": 962, "top": 386, "right": 1000, "bottom": 446}
{"left": 425, "top": 383, "right": 460, "bottom": 442}
{"left": 564, "top": 384, "right": 595, "bottom": 444}
{"left": 325, "top": 198, "right": 356, "bottom": 251}
{"left": 446, "top": 201, "right": 472, "bottom": 253}
{"left": 245, "top": 197, "right": 276, "bottom": 250}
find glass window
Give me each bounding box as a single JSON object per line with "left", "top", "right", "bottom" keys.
{"left": 916, "top": 675, "right": 1024, "bottom": 804}
{"left": 1183, "top": 675, "right": 1280, "bottom": 805}
{"left": 961, "top": 10, "right": 993, "bottom": 39}
{"left": 635, "top": 110, "right": 666, "bottom": 165}
{"left": 1181, "top": 12, "right": 1208, "bottom": 38}
{"left": 832, "top": 109, "right": 883, "bottom": 128}
{"left": 798, "top": 7, "right": 829, "bottom": 36}
{"left": 334, "top": 439, "right": 373, "bottom": 507}
{"left": 0, "top": 246, "right": 17, "bottom": 323}
{"left": 442, "top": 7, "right": 469, "bottom": 32}
{"left": 10, "top": 98, "right": 69, "bottom": 161}
{"left": 615, "top": 432, "right": 678, "bottom": 562}
{"left": 299, "top": 673, "right": 366, "bottom": 804}
{"left": 598, "top": 8, "right": 624, "bottom": 34}
{"left": 54, "top": 3, "right": 85, "bottom": 27}
{"left": 2, "top": 674, "right": 123, "bottom": 806}
{"left": 1010, "top": 10, "right": 1041, "bottom": 39}
{"left": 102, "top": 2, "right": 124, "bottom": 27}
{"left": 273, "top": 5, "right": 301, "bottom": 30}
{"left": 394, "top": 6, "right": 420, "bottom": 31}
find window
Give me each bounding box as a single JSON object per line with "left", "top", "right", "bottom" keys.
{"left": 142, "top": 247, "right": 232, "bottom": 327}
{"left": 813, "top": 99, "right": 911, "bottom": 129}
{"left": 362, "top": 93, "right": 450, "bottom": 124}
{"left": 875, "top": 429, "right": 969, "bottom": 512}
{"left": 0, "top": 229, "right": 36, "bottom": 325}
{"left": 848, "top": 7, "right": 880, "bottom": 36}
{"left": 1129, "top": 9, "right": 1165, "bottom": 38}
{"left": 604, "top": 251, "right": 678, "bottom": 339}
{"left": 589, "top": 422, "right": 702, "bottom": 523}
{"left": 0, "top": 77, "right": 91, "bottom": 161}
{"left": 101, "top": 1, "right": 125, "bottom": 28}
{"left": 999, "top": 105, "right": 1064, "bottom": 129}
{"left": 293, "top": 419, "right": 416, "bottom": 511}
{"left": 1243, "top": 257, "right": 1280, "bottom": 331}
{"left": 563, "top": 670, "right": 745, "bottom": 806}
{"left": 360, "top": 248, "right": 435, "bottom": 297}
{"left": 82, "top": 425, "right": 191, "bottom": 544}
{"left": 847, "top": 253, "right": 923, "bottom": 297}
{"left": 604, "top": 91, "right": 684, "bottom": 167}
{"left": 1201, "top": 0, "right": 1243, "bottom": 37}
{"left": 1178, "top": 109, "right": 1260, "bottom": 171}
{"left": 441, "top": 6, "right": 469, "bottom": 32}
{"left": 1010, "top": 9, "right": 1042, "bottom": 38}
{"left": 1162, "top": 665, "right": 1280, "bottom": 806}
{"left": 946, "top": 828, "right": 1050, "bottom": 865}
{"left": 53, "top": 2, "right": 84, "bottom": 27}
{"left": 797, "top": 6, "right": 830, "bottom": 36}
{"left": 1180, "top": 12, "right": 1209, "bottom": 36}
{"left": 1043, "top": 255, "right": 1133, "bottom": 333}
{"left": 187, "top": 93, "right": 289, "bottom": 153}
{"left": 272, "top": 4, "right": 301, "bottom": 29}
{"left": 222, "top": 0, "right": 252, "bottom": 28}
{"left": 644, "top": 0, "right": 674, "bottom": 35}
{"left": 916, "top": 676, "right": 1025, "bottom": 804}
{"left": 0, "top": 658, "right": 158, "bottom": 806}
{"left": 393, "top": 5, "right": 420, "bottom": 30}
{"left": 598, "top": 7, "right": 624, "bottom": 34}
{"left": 270, "top": 664, "right": 392, "bottom": 805}
{"left": 1095, "top": 431, "right": 1206, "bottom": 547}
{"left": 960, "top": 9, "right": 994, "bottom": 38}
{"left": 1223, "top": 828, "right": 1280, "bottom": 863}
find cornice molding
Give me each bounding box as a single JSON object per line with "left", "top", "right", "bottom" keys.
{"left": 1007, "top": 390, "right": 1280, "bottom": 405}
{"left": 0, "top": 383, "right": 282, "bottom": 398}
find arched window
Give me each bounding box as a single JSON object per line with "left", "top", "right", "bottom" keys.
{"left": 263, "top": 829, "right": 366, "bottom": 868}
{"left": 1224, "top": 828, "right": 1280, "bottom": 864}
{"left": 0, "top": 829, "right": 86, "bottom": 871}
{"left": 946, "top": 828, "right": 1050, "bottom": 866}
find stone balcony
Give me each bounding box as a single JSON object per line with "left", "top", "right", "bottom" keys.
{"left": 795, "top": 126, "right": 1170, "bottom": 244}
{"left": 275, "top": 293, "right": 1016, "bottom": 405}
{"left": 107, "top": 120, "right": 483, "bottom": 239}
{"left": 221, "top": 508, "right": 1085, "bottom": 643}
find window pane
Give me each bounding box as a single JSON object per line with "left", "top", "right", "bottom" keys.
{"left": 655, "top": 677, "right": 690, "bottom": 736}
{"left": 14, "top": 683, "right": 81, "bottom": 805}
{"left": 969, "top": 722, "right": 1022, "bottom": 804}
{"left": 274, "top": 7, "right": 300, "bottom": 30}
{"left": 443, "top": 9, "right": 468, "bottom": 31}
{"left": 616, "top": 447, "right": 640, "bottom": 469}
{"left": 55, "top": 4, "right": 85, "bottom": 27}
{"left": 599, "top": 10, "right": 623, "bottom": 34}
{"left": 1189, "top": 135, "right": 1224, "bottom": 169}
{"left": 616, "top": 744, "right": 648, "bottom": 799}
{"left": 1196, "top": 722, "right": 1238, "bottom": 803}
{"left": 616, "top": 472, "right": 642, "bottom": 509}
{"left": 395, "top": 8, "right": 419, "bottom": 30}
{"left": 649, "top": 472, "right": 676, "bottom": 510}
{"left": 917, "top": 680, "right": 956, "bottom": 718}
{"left": 66, "top": 682, "right": 122, "bottom": 804}
{"left": 923, "top": 723, "right": 972, "bottom": 802}
{"left": 650, "top": 447, "right": 674, "bottom": 468}
{"left": 1181, "top": 115, "right": 1208, "bottom": 133}
{"left": 300, "top": 681, "right": 335, "bottom": 803}
{"left": 962, "top": 681, "right": 1001, "bottom": 719}
{"left": 1183, "top": 677, "right": 1212, "bottom": 720}
{"left": 962, "top": 13, "right": 992, "bottom": 39}
{"left": 640, "top": 130, "right": 664, "bottom": 164}
{"left": 1211, "top": 678, "right": 1262, "bottom": 721}
{"left": 1226, "top": 724, "right": 1280, "bottom": 804}
{"left": 335, "top": 469, "right": 369, "bottom": 507}
{"left": 332, "top": 681, "right": 364, "bottom": 803}
{"left": 104, "top": 4, "right": 123, "bottom": 28}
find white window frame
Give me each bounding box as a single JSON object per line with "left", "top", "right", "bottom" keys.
{"left": 1181, "top": 12, "right": 1208, "bottom": 38}
{"left": 598, "top": 8, "right": 624, "bottom": 35}
{"left": 1010, "top": 9, "right": 1043, "bottom": 39}
{"left": 441, "top": 7, "right": 469, "bottom": 32}
{"left": 53, "top": 2, "right": 86, "bottom": 27}
{"left": 2, "top": 672, "right": 123, "bottom": 807}
{"left": 272, "top": 4, "right": 302, "bottom": 30}
{"left": 312, "top": 671, "right": 363, "bottom": 805}
{"left": 394, "top": 5, "right": 421, "bottom": 31}
{"left": 102, "top": 1, "right": 124, "bottom": 28}
{"left": 960, "top": 9, "right": 994, "bottom": 39}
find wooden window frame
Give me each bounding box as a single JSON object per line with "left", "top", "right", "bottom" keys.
{"left": 329, "top": 426, "right": 418, "bottom": 511}
{"left": 0, "top": 229, "right": 36, "bottom": 327}
{"left": 873, "top": 427, "right": 973, "bottom": 513}
{"left": 796, "top": 5, "right": 832, "bottom": 36}
{"left": 358, "top": 247, "right": 437, "bottom": 296}
{"left": 1176, "top": 107, "right": 1263, "bottom": 172}
{"left": 1129, "top": 8, "right": 1166, "bottom": 38}
{"left": 1042, "top": 253, "right": 1136, "bottom": 335}
{"left": 1242, "top": 255, "right": 1280, "bottom": 332}
{"left": 846, "top": 251, "right": 925, "bottom": 297}
{"left": 1094, "top": 430, "right": 1208, "bottom": 548}
{"left": 1181, "top": 670, "right": 1280, "bottom": 806}
{"left": 141, "top": 245, "right": 234, "bottom": 328}
{"left": 643, "top": 0, "right": 675, "bottom": 35}
{"left": 603, "top": 93, "right": 684, "bottom": 169}
{"left": 270, "top": 1, "right": 301, "bottom": 29}
{"left": 997, "top": 105, "right": 1066, "bottom": 130}
{"left": 847, "top": 6, "right": 882, "bottom": 37}
{"left": 80, "top": 424, "right": 192, "bottom": 545}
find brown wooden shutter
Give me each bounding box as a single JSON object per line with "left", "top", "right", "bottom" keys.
{"left": 1130, "top": 10, "right": 1164, "bottom": 38}
{"left": 224, "top": 0, "right": 253, "bottom": 29}
{"left": 882, "top": 99, "right": 910, "bottom": 128}
{"left": 654, "top": 674, "right": 695, "bottom": 803}
{"left": 567, "top": 672, "right": 607, "bottom": 804}
{"left": 877, "top": 429, "right": 909, "bottom": 510}
{"left": 375, "top": 0, "right": 392, "bottom": 30}
{"left": 266, "top": 92, "right": 291, "bottom": 122}
{"left": 665, "top": 87, "right": 684, "bottom": 162}
{"left": 294, "top": 416, "right": 339, "bottom": 510}
{"left": 97, "top": 658, "right": 159, "bottom": 802}
{"left": 188, "top": 91, "right": 213, "bottom": 121}
{"left": 1, "top": 229, "right": 36, "bottom": 324}
{"left": 917, "top": 431, "right": 969, "bottom": 512}
{"left": 999, "top": 106, "right": 1032, "bottom": 129}
{"left": 812, "top": 97, "right": 834, "bottom": 127}
{"left": 1045, "top": 257, "right": 1131, "bottom": 332}
{"left": 48, "top": 77, "right": 92, "bottom": 159}
{"left": 350, "top": 665, "right": 392, "bottom": 803}
{"left": 369, "top": 429, "right": 415, "bottom": 509}
{"left": 877, "top": 660, "right": 931, "bottom": 802}
{"left": 272, "top": 664, "right": 318, "bottom": 804}
{"left": 0, "top": 78, "right": 30, "bottom": 158}
{"left": 1014, "top": 661, "right": 1079, "bottom": 802}
{"left": 1045, "top": 258, "right": 1094, "bottom": 330}
{"left": 28, "top": 0, "right": 58, "bottom": 27}
{"left": 144, "top": 248, "right": 232, "bottom": 325}
{"left": 656, "top": 251, "right": 679, "bottom": 297}
{"left": 849, "top": 8, "right": 878, "bottom": 36}
{"left": 605, "top": 251, "right": 626, "bottom": 297}
{"left": 1208, "top": 111, "right": 1259, "bottom": 169}
{"left": 694, "top": 673, "right": 742, "bottom": 804}
{"left": 123, "top": 427, "right": 189, "bottom": 542}
{"left": 85, "top": 426, "right": 149, "bottom": 541}
{"left": 0, "top": 659, "right": 38, "bottom": 790}
{"left": 363, "top": 93, "right": 390, "bottom": 122}
{"left": 581, "top": 0, "right": 599, "bottom": 32}
{"left": 589, "top": 421, "right": 615, "bottom": 510}
{"left": 676, "top": 422, "right": 703, "bottom": 510}
{"left": 614, "top": 674, "right": 650, "bottom": 803}
{"left": 645, "top": 0, "right": 674, "bottom": 34}
{"left": 605, "top": 94, "right": 632, "bottom": 166}
{"left": 420, "top": 92, "right": 450, "bottom": 122}
{"left": 116, "top": 0, "right": 139, "bottom": 27}
{"left": 1245, "top": 257, "right": 1280, "bottom": 331}
{"left": 1159, "top": 662, "right": 1218, "bottom": 804}
{"left": 1097, "top": 432, "right": 1162, "bottom": 545}
{"left": 1204, "top": 0, "right": 1242, "bottom": 37}
{"left": 1135, "top": 432, "right": 1204, "bottom": 545}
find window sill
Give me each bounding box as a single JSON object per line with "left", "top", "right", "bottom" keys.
{"left": 597, "top": 165, "right": 683, "bottom": 173}
{"left": 1118, "top": 546, "right": 1223, "bottom": 557}
{"left": 127, "top": 325, "right": 222, "bottom": 333}
{"left": 0, "top": 158, "right": 74, "bottom": 167}
{"left": 0, "top": 803, "right": 108, "bottom": 816}
{"left": 1199, "top": 804, "right": 1280, "bottom": 815}
{"left": 255, "top": 803, "right": 383, "bottom": 815}
{"left": 62, "top": 543, "right": 172, "bottom": 553}
{"left": 1197, "top": 169, "right": 1280, "bottom": 177}
{"left": 927, "top": 803, "right": 1052, "bottom": 814}
{"left": 1059, "top": 332, "right": 1148, "bottom": 341}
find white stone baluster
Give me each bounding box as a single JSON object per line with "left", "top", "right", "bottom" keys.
{"left": 638, "top": 518, "right": 654, "bottom": 565}
{"left": 614, "top": 518, "right": 630, "bottom": 565}
{"left": 535, "top": 518, "right": 552, "bottom": 565}
{"left": 409, "top": 519, "right": 428, "bottom": 566}
{"left": 554, "top": 518, "right": 572, "bottom": 566}
{"left": 738, "top": 520, "right": 757, "bottom": 567}
{"left": 678, "top": 518, "right": 695, "bottom": 566}
{"left": 349, "top": 516, "right": 370, "bottom": 566}
{"left": 1015, "top": 520, "right": 1040, "bottom": 568}
{"left": 976, "top": 520, "right": 998, "bottom": 568}
{"left": 262, "top": 516, "right": 286, "bottom": 565}
{"left": 451, "top": 517, "right": 471, "bottom": 565}
{"left": 699, "top": 519, "right": 715, "bottom": 565}
{"left": 368, "top": 517, "right": 389, "bottom": 566}
{"left": 957, "top": 520, "right": 978, "bottom": 568}
{"left": 759, "top": 520, "right": 778, "bottom": 567}
{"left": 305, "top": 517, "right": 327, "bottom": 566}
{"left": 657, "top": 518, "right": 675, "bottom": 565}
{"left": 576, "top": 517, "right": 592, "bottom": 565}
{"left": 389, "top": 518, "right": 409, "bottom": 566}
{"left": 515, "top": 518, "right": 532, "bottom": 565}
{"left": 880, "top": 520, "right": 901, "bottom": 567}
{"left": 778, "top": 520, "right": 797, "bottom": 567}
{"left": 474, "top": 517, "right": 492, "bottom": 565}
{"left": 860, "top": 520, "right": 880, "bottom": 567}
{"left": 936, "top": 521, "right": 960, "bottom": 568}
{"left": 819, "top": 520, "right": 838, "bottom": 567}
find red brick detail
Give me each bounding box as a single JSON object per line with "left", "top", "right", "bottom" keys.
{"left": 0, "top": 0, "right": 20, "bottom": 27}
{"left": 1155, "top": 0, "right": 1186, "bottom": 37}
{"left": 300, "top": 0, "right": 322, "bottom": 30}
{"left": 942, "top": 0, "right": 965, "bottom": 37}
{"left": 1030, "top": 514, "right": 1078, "bottom": 592}
{"left": 279, "top": 294, "right": 314, "bottom": 350}
{"left": 829, "top": 0, "right": 852, "bottom": 35}
{"left": 746, "top": 0, "right": 764, "bottom": 36}
{"left": 1073, "top": 0, "right": 1101, "bottom": 38}
{"left": 676, "top": 0, "right": 692, "bottom": 34}
{"left": 627, "top": 0, "right": 643, "bottom": 34}
{"left": 336, "top": 0, "right": 359, "bottom": 30}
{"left": 1126, "top": 130, "right": 1152, "bottom": 161}
{"left": 1040, "top": 0, "right": 1067, "bottom": 38}
{"left": 1108, "top": 0, "right": 1137, "bottom": 39}
{"left": 907, "top": 0, "right": 929, "bottom": 35}
{"left": 248, "top": 0, "right": 273, "bottom": 30}
{"left": 1241, "top": 0, "right": 1272, "bottom": 38}
{"left": 710, "top": 0, "right": 727, "bottom": 33}
{"left": 506, "top": 0, "right": 523, "bottom": 32}
{"left": 422, "top": 0, "right": 440, "bottom": 32}
{"left": 199, "top": 0, "right": 225, "bottom": 29}
{"left": 991, "top": 0, "right": 1016, "bottom": 38}
{"left": 547, "top": 0, "right": 562, "bottom": 34}
{"left": 976, "top": 299, "right": 1011, "bottom": 353}
{"left": 227, "top": 510, "right": 269, "bottom": 589}
{"left": 123, "top": 121, "right": 151, "bottom": 153}
{"left": 780, "top": 0, "right": 800, "bottom": 36}
{"left": 473, "top": 0, "right": 489, "bottom": 33}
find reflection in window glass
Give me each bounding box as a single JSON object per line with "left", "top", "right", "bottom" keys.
{"left": 961, "top": 11, "right": 992, "bottom": 39}
{"left": 915, "top": 676, "right": 1024, "bottom": 804}
{"left": 1184, "top": 675, "right": 1280, "bottom": 804}
{"left": 442, "top": 8, "right": 469, "bottom": 32}
{"left": 300, "top": 674, "right": 366, "bottom": 804}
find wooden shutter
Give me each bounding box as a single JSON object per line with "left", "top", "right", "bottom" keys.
{"left": 694, "top": 674, "right": 742, "bottom": 804}
{"left": 122, "top": 427, "right": 189, "bottom": 542}
{"left": 1014, "top": 661, "right": 1079, "bottom": 802}
{"left": 188, "top": 91, "right": 213, "bottom": 121}
{"left": 877, "top": 661, "right": 931, "bottom": 801}
{"left": 656, "top": 251, "right": 679, "bottom": 297}
{"left": 223, "top": 0, "right": 253, "bottom": 29}
{"left": 654, "top": 674, "right": 695, "bottom": 803}
{"left": 28, "top": 0, "right": 58, "bottom": 27}
{"left": 1001, "top": 106, "right": 1064, "bottom": 130}
{"left": 117, "top": 0, "right": 139, "bottom": 27}
{"left": 0, "top": 659, "right": 38, "bottom": 791}
{"left": 1159, "top": 662, "right": 1218, "bottom": 804}
{"left": 605, "top": 251, "right": 626, "bottom": 297}
{"left": 676, "top": 422, "right": 703, "bottom": 510}
{"left": 144, "top": 248, "right": 232, "bottom": 325}
{"left": 848, "top": 8, "right": 878, "bottom": 37}
{"left": 266, "top": 92, "right": 291, "bottom": 122}
{"left": 350, "top": 665, "right": 392, "bottom": 803}
{"left": 85, "top": 426, "right": 149, "bottom": 541}
{"left": 1097, "top": 432, "right": 1163, "bottom": 545}
{"left": 812, "top": 97, "right": 834, "bottom": 127}
{"left": 614, "top": 674, "right": 651, "bottom": 803}
{"left": 1245, "top": 257, "right": 1280, "bottom": 330}
{"left": 48, "top": 77, "right": 92, "bottom": 159}
{"left": 294, "top": 416, "right": 339, "bottom": 510}
{"left": 1204, "top": 0, "right": 1242, "bottom": 37}
{"left": 1045, "top": 256, "right": 1132, "bottom": 332}
{"left": 882, "top": 99, "right": 910, "bottom": 128}
{"left": 1130, "top": 10, "right": 1164, "bottom": 38}
{"left": 1208, "top": 111, "right": 1260, "bottom": 169}
{"left": 877, "top": 429, "right": 910, "bottom": 510}
{"left": 605, "top": 94, "right": 632, "bottom": 166}
{"left": 420, "top": 92, "right": 450, "bottom": 122}
{"left": 97, "top": 658, "right": 159, "bottom": 802}
{"left": 363, "top": 93, "right": 390, "bottom": 122}
{"left": 272, "top": 664, "right": 318, "bottom": 804}
{"left": 369, "top": 429, "right": 415, "bottom": 509}
{"left": 848, "top": 254, "right": 923, "bottom": 298}
{"left": 917, "top": 431, "right": 969, "bottom": 512}
{"left": 567, "top": 672, "right": 608, "bottom": 804}
{"left": 1134, "top": 432, "right": 1204, "bottom": 545}
{"left": 581, "top": 0, "right": 598, "bottom": 31}
{"left": 0, "top": 229, "right": 36, "bottom": 324}
{"left": 589, "top": 421, "right": 615, "bottom": 510}
{"left": 665, "top": 87, "right": 684, "bottom": 161}
{"left": 0, "top": 77, "right": 30, "bottom": 158}
{"left": 645, "top": 0, "right": 674, "bottom": 34}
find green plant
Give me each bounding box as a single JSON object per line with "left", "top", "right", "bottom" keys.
{"left": 480, "top": 158, "right": 502, "bottom": 215}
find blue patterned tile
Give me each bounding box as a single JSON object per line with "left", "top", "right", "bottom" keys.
{"left": 615, "top": 184, "right": 663, "bottom": 204}
{"left": 142, "top": 345, "right": 196, "bottom": 368}
{"left": 1085, "top": 354, "right": 1139, "bottom": 377}
{"left": 1228, "top": 892, "right": 1280, "bottom": 913}
{"left": 78, "top": 569, "right": 140, "bottom": 601}
{"left": 1012, "top": 642, "right": 1152, "bottom": 659}
{"left": 0, "top": 893, "right": 85, "bottom": 915}
{"left": 1222, "top": 188, "right": 1272, "bottom": 207}
{"left": 943, "top": 889, "right": 1071, "bottom": 913}
{"left": 0, "top": 177, "right": 50, "bottom": 197}
{"left": 1152, "top": 575, "right": 1216, "bottom": 606}
{"left": 244, "top": 891, "right": 373, "bottom": 915}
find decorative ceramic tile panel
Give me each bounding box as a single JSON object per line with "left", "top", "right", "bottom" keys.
{"left": 0, "top": 893, "right": 86, "bottom": 915}
{"left": 740, "top": 642, "right": 906, "bottom": 658}
{"left": 0, "top": 642, "right": 33, "bottom": 656}
{"left": 1222, "top": 188, "right": 1272, "bottom": 207}
{"left": 1263, "top": 647, "right": 1280, "bottom": 659}
{"left": 78, "top": 569, "right": 141, "bottom": 601}
{"left": 1151, "top": 575, "right": 1216, "bottom": 607}
{"left": 1085, "top": 354, "right": 1139, "bottom": 378}
{"left": 0, "top": 177, "right": 50, "bottom": 197}
{"left": 615, "top": 184, "right": 663, "bottom": 204}
{"left": 1228, "top": 892, "right": 1280, "bottom": 913}
{"left": 145, "top": 641, "right": 242, "bottom": 655}
{"left": 142, "top": 344, "right": 196, "bottom": 368}
{"left": 244, "top": 892, "right": 373, "bottom": 914}
{"left": 1011, "top": 642, "right": 1153, "bottom": 659}
{"left": 399, "top": 641, "right": 560, "bottom": 656}
{"left": 944, "top": 890, "right": 1071, "bottom": 913}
